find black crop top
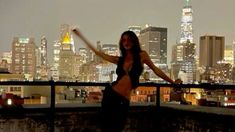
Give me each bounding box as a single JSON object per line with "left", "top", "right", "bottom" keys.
{"left": 112, "top": 56, "right": 143, "bottom": 89}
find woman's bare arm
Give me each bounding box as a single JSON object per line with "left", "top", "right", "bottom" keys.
{"left": 141, "top": 51, "right": 174, "bottom": 84}
{"left": 72, "top": 28, "right": 119, "bottom": 64}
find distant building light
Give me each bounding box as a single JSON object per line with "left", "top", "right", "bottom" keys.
{"left": 19, "top": 38, "right": 29, "bottom": 43}
{"left": 224, "top": 102, "right": 235, "bottom": 106}
{"left": 7, "top": 99, "right": 12, "bottom": 105}
{"left": 136, "top": 91, "right": 139, "bottom": 95}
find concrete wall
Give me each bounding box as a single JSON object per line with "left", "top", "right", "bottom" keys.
{"left": 0, "top": 106, "right": 235, "bottom": 132}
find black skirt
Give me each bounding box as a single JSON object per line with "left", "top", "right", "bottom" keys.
{"left": 101, "top": 85, "right": 130, "bottom": 132}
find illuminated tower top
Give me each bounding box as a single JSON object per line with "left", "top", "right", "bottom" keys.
{"left": 60, "top": 24, "right": 75, "bottom": 52}
{"left": 186, "top": 0, "right": 190, "bottom": 6}
{"left": 180, "top": 0, "right": 193, "bottom": 43}
{"left": 62, "top": 32, "right": 71, "bottom": 44}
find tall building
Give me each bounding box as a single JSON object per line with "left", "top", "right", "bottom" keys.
{"left": 60, "top": 24, "right": 75, "bottom": 53}
{"left": 139, "top": 26, "right": 168, "bottom": 82}
{"left": 128, "top": 26, "right": 142, "bottom": 36}
{"left": 40, "top": 36, "right": 47, "bottom": 67}
{"left": 36, "top": 36, "right": 49, "bottom": 80}
{"left": 171, "top": 40, "right": 196, "bottom": 82}
{"left": 171, "top": 0, "right": 196, "bottom": 83}
{"left": 0, "top": 51, "right": 12, "bottom": 72}
{"left": 78, "top": 48, "right": 91, "bottom": 64}
{"left": 35, "top": 46, "right": 41, "bottom": 80}
{"left": 102, "top": 44, "right": 119, "bottom": 56}
{"left": 180, "top": 0, "right": 193, "bottom": 43}
{"left": 224, "top": 45, "right": 233, "bottom": 65}
{"left": 59, "top": 29, "right": 75, "bottom": 81}
{"left": 139, "top": 26, "right": 167, "bottom": 64}
{"left": 40, "top": 36, "right": 48, "bottom": 80}
{"left": 73, "top": 53, "right": 83, "bottom": 80}
{"left": 199, "top": 35, "right": 225, "bottom": 67}
{"left": 11, "top": 37, "right": 36, "bottom": 80}
{"left": 51, "top": 40, "right": 61, "bottom": 81}
{"left": 233, "top": 41, "right": 235, "bottom": 66}
{"left": 94, "top": 41, "right": 102, "bottom": 63}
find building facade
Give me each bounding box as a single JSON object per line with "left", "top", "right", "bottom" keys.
{"left": 59, "top": 31, "right": 75, "bottom": 81}
{"left": 199, "top": 35, "right": 225, "bottom": 67}
{"left": 11, "top": 37, "right": 36, "bottom": 80}
{"left": 139, "top": 26, "right": 167, "bottom": 64}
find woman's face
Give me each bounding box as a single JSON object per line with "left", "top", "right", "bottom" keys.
{"left": 122, "top": 35, "right": 133, "bottom": 50}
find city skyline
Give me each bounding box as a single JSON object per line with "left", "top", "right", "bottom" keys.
{"left": 0, "top": 0, "right": 235, "bottom": 64}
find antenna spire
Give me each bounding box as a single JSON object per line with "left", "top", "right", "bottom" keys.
{"left": 186, "top": 0, "right": 190, "bottom": 6}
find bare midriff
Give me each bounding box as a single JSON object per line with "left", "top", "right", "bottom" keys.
{"left": 112, "top": 74, "right": 132, "bottom": 100}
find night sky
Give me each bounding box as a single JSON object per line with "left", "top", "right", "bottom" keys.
{"left": 0, "top": 0, "right": 234, "bottom": 64}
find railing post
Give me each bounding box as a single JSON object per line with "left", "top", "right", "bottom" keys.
{"left": 156, "top": 86, "right": 160, "bottom": 108}
{"left": 50, "top": 80, "right": 55, "bottom": 132}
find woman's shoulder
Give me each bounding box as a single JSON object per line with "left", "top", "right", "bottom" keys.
{"left": 139, "top": 50, "right": 149, "bottom": 63}
{"left": 140, "top": 50, "right": 148, "bottom": 57}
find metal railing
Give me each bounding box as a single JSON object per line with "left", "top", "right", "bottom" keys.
{"left": 0, "top": 80, "right": 235, "bottom": 132}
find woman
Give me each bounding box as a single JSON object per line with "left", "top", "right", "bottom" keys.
{"left": 72, "top": 28, "right": 180, "bottom": 132}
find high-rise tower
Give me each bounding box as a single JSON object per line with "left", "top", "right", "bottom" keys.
{"left": 171, "top": 0, "right": 196, "bottom": 83}
{"left": 59, "top": 24, "right": 75, "bottom": 81}
{"left": 51, "top": 40, "right": 61, "bottom": 81}
{"left": 199, "top": 35, "right": 224, "bottom": 67}
{"left": 40, "top": 36, "right": 48, "bottom": 80}
{"left": 139, "top": 26, "right": 167, "bottom": 64}
{"left": 11, "top": 37, "right": 36, "bottom": 80}
{"left": 180, "top": 0, "right": 193, "bottom": 43}
{"left": 139, "top": 26, "right": 168, "bottom": 82}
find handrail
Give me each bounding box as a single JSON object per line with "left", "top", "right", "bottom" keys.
{"left": 0, "top": 80, "right": 234, "bottom": 132}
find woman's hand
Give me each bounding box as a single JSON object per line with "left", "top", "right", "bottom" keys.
{"left": 72, "top": 27, "right": 81, "bottom": 37}
{"left": 71, "top": 26, "right": 119, "bottom": 64}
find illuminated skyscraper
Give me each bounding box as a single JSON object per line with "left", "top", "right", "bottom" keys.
{"left": 78, "top": 48, "right": 90, "bottom": 64}
{"left": 51, "top": 40, "right": 61, "bottom": 81}
{"left": 0, "top": 51, "right": 12, "bottom": 72}
{"left": 139, "top": 26, "right": 167, "bottom": 64}
{"left": 40, "top": 36, "right": 47, "bottom": 66}
{"left": 171, "top": 40, "right": 196, "bottom": 83}
{"left": 60, "top": 24, "right": 75, "bottom": 53}
{"left": 180, "top": 0, "right": 193, "bottom": 43}
{"left": 171, "top": 0, "right": 195, "bottom": 83}
{"left": 35, "top": 46, "right": 41, "bottom": 80}
{"left": 224, "top": 45, "right": 233, "bottom": 65}
{"left": 233, "top": 41, "right": 235, "bottom": 66}
{"left": 11, "top": 37, "right": 36, "bottom": 80}
{"left": 39, "top": 36, "right": 48, "bottom": 80}
{"left": 59, "top": 29, "right": 75, "bottom": 81}
{"left": 94, "top": 41, "right": 102, "bottom": 63}
{"left": 139, "top": 26, "right": 168, "bottom": 82}
{"left": 232, "top": 41, "right": 235, "bottom": 83}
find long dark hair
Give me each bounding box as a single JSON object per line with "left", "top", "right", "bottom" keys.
{"left": 119, "top": 30, "right": 142, "bottom": 58}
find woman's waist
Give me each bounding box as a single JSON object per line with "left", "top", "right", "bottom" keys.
{"left": 111, "top": 80, "right": 132, "bottom": 100}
